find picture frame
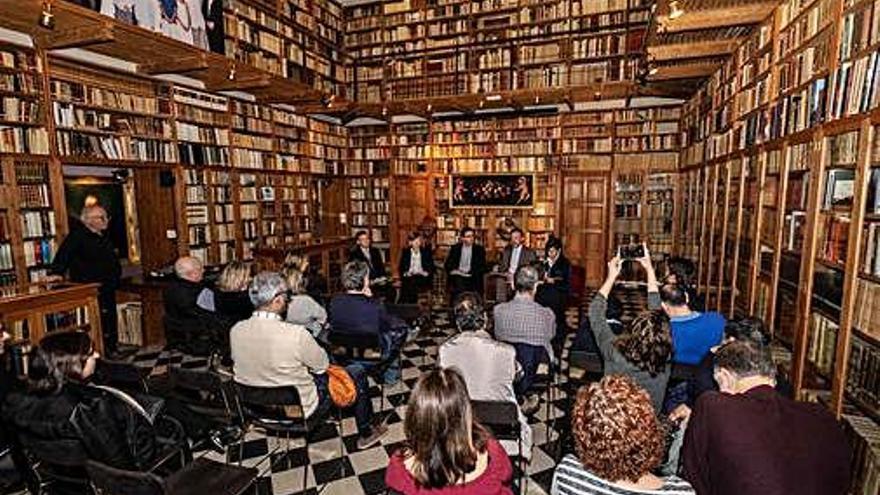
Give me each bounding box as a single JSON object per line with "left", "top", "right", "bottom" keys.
{"left": 449, "top": 174, "right": 535, "bottom": 208}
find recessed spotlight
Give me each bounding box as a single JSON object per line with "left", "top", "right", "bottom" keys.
{"left": 649, "top": 66, "right": 659, "bottom": 76}
{"left": 486, "top": 94, "right": 502, "bottom": 102}
{"left": 227, "top": 63, "right": 236, "bottom": 80}
{"left": 38, "top": 1, "right": 55, "bottom": 30}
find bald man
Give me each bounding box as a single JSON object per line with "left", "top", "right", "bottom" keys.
{"left": 48, "top": 205, "right": 122, "bottom": 356}
{"left": 163, "top": 256, "right": 217, "bottom": 355}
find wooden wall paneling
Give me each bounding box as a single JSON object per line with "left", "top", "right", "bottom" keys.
{"left": 390, "top": 176, "right": 430, "bottom": 276}
{"left": 703, "top": 165, "right": 719, "bottom": 302}
{"left": 716, "top": 161, "right": 733, "bottom": 313}
{"left": 697, "top": 167, "right": 710, "bottom": 292}
{"left": 791, "top": 130, "right": 829, "bottom": 397}
{"left": 132, "top": 168, "right": 179, "bottom": 272}
{"left": 830, "top": 122, "right": 874, "bottom": 417}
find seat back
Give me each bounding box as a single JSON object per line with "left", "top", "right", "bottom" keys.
{"left": 470, "top": 400, "right": 520, "bottom": 441}
{"left": 169, "top": 366, "right": 235, "bottom": 424}
{"left": 86, "top": 460, "right": 165, "bottom": 495}
{"left": 232, "top": 382, "right": 305, "bottom": 422}
{"left": 95, "top": 359, "right": 150, "bottom": 395}
{"left": 21, "top": 435, "right": 89, "bottom": 468}
{"left": 326, "top": 331, "right": 384, "bottom": 363}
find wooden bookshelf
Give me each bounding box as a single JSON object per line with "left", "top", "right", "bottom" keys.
{"left": 676, "top": 0, "right": 880, "bottom": 489}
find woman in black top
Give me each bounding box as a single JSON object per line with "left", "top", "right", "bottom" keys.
{"left": 536, "top": 236, "right": 571, "bottom": 349}
{"left": 213, "top": 261, "right": 254, "bottom": 324}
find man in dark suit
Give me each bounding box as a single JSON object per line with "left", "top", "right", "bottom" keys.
{"left": 681, "top": 340, "right": 850, "bottom": 495}
{"left": 444, "top": 227, "right": 487, "bottom": 301}
{"left": 398, "top": 232, "right": 435, "bottom": 304}
{"left": 329, "top": 261, "right": 408, "bottom": 384}
{"left": 349, "top": 230, "right": 387, "bottom": 282}
{"left": 536, "top": 236, "right": 571, "bottom": 350}
{"left": 162, "top": 256, "right": 219, "bottom": 356}
{"left": 498, "top": 227, "right": 537, "bottom": 277}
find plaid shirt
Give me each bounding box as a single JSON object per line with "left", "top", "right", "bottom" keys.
{"left": 493, "top": 293, "right": 556, "bottom": 361}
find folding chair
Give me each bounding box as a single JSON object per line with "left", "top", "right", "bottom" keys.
{"left": 87, "top": 457, "right": 257, "bottom": 495}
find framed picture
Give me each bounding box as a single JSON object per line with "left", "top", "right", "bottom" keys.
{"left": 450, "top": 174, "right": 535, "bottom": 208}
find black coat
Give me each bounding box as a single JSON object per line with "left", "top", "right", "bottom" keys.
{"left": 398, "top": 246, "right": 435, "bottom": 279}
{"left": 443, "top": 243, "right": 487, "bottom": 280}
{"left": 349, "top": 246, "right": 387, "bottom": 280}
{"left": 49, "top": 224, "right": 121, "bottom": 292}
{"left": 213, "top": 289, "right": 254, "bottom": 324}
{"left": 541, "top": 255, "right": 571, "bottom": 293}
{"left": 3, "top": 383, "right": 161, "bottom": 471}
{"left": 162, "top": 278, "right": 218, "bottom": 354}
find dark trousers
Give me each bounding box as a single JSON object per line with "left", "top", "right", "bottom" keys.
{"left": 399, "top": 275, "right": 431, "bottom": 304}
{"left": 511, "top": 342, "right": 549, "bottom": 397}
{"left": 449, "top": 274, "right": 481, "bottom": 303}
{"left": 98, "top": 288, "right": 118, "bottom": 353}
{"left": 536, "top": 287, "right": 566, "bottom": 350}
{"left": 314, "top": 366, "right": 374, "bottom": 436}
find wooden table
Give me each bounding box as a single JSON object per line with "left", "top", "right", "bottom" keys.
{"left": 0, "top": 282, "right": 104, "bottom": 353}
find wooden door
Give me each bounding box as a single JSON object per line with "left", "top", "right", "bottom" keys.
{"left": 316, "top": 177, "right": 348, "bottom": 238}
{"left": 134, "top": 168, "right": 179, "bottom": 272}
{"left": 392, "top": 177, "right": 430, "bottom": 276}
{"left": 562, "top": 173, "right": 609, "bottom": 288}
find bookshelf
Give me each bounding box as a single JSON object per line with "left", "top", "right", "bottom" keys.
{"left": 344, "top": 0, "right": 651, "bottom": 102}
{"left": 677, "top": 0, "right": 880, "bottom": 489}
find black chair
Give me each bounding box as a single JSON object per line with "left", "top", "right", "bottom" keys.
{"left": 471, "top": 400, "right": 525, "bottom": 488}
{"left": 87, "top": 457, "right": 257, "bottom": 495}
{"left": 230, "top": 382, "right": 341, "bottom": 492}
{"left": 17, "top": 435, "right": 91, "bottom": 494}
{"left": 166, "top": 366, "right": 238, "bottom": 427}
{"left": 94, "top": 359, "right": 152, "bottom": 395}
{"left": 323, "top": 330, "right": 400, "bottom": 412}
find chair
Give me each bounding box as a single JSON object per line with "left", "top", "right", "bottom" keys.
{"left": 323, "top": 330, "right": 400, "bottom": 412}
{"left": 17, "top": 435, "right": 91, "bottom": 493}
{"left": 229, "top": 382, "right": 341, "bottom": 493}
{"left": 94, "top": 359, "right": 152, "bottom": 395}
{"left": 166, "top": 366, "right": 238, "bottom": 427}
{"left": 527, "top": 361, "right": 561, "bottom": 460}
{"left": 471, "top": 400, "right": 525, "bottom": 488}
{"left": 87, "top": 457, "right": 257, "bottom": 495}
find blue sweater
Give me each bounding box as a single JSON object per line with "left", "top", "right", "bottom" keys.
{"left": 670, "top": 311, "right": 725, "bottom": 365}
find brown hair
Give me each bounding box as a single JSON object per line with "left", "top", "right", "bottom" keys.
{"left": 571, "top": 375, "right": 665, "bottom": 483}
{"left": 614, "top": 310, "right": 672, "bottom": 376}
{"left": 27, "top": 331, "right": 94, "bottom": 394}
{"left": 217, "top": 261, "right": 252, "bottom": 292}
{"left": 402, "top": 368, "right": 489, "bottom": 488}
{"left": 715, "top": 340, "right": 776, "bottom": 379}
{"left": 282, "top": 266, "right": 307, "bottom": 295}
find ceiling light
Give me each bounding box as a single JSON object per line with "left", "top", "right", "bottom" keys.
{"left": 668, "top": 1, "right": 684, "bottom": 20}
{"left": 649, "top": 66, "right": 659, "bottom": 76}
{"left": 227, "top": 63, "right": 236, "bottom": 80}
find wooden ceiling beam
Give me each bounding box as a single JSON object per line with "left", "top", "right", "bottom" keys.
{"left": 138, "top": 54, "right": 208, "bottom": 75}
{"left": 206, "top": 74, "right": 272, "bottom": 92}
{"left": 649, "top": 63, "right": 721, "bottom": 81}
{"left": 36, "top": 23, "right": 115, "bottom": 50}
{"left": 657, "top": 2, "right": 776, "bottom": 33}
{"left": 649, "top": 38, "right": 742, "bottom": 61}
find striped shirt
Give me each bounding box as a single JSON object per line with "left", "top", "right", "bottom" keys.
{"left": 551, "top": 455, "right": 695, "bottom": 495}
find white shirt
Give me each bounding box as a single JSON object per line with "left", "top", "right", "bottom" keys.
{"left": 509, "top": 245, "right": 523, "bottom": 273}
{"left": 360, "top": 246, "right": 373, "bottom": 267}
{"left": 407, "top": 249, "right": 427, "bottom": 276}
{"left": 458, "top": 244, "right": 472, "bottom": 273}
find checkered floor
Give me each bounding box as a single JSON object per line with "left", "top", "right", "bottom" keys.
{"left": 128, "top": 303, "right": 582, "bottom": 495}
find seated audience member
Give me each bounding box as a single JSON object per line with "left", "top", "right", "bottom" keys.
{"left": 493, "top": 265, "right": 555, "bottom": 404}
{"left": 350, "top": 230, "right": 387, "bottom": 282}
{"left": 663, "top": 257, "right": 704, "bottom": 311}
{"left": 3, "top": 332, "right": 185, "bottom": 471}
{"left": 385, "top": 368, "right": 514, "bottom": 495}
{"left": 163, "top": 256, "right": 219, "bottom": 355}
{"left": 398, "top": 231, "right": 435, "bottom": 304}
{"left": 230, "top": 272, "right": 387, "bottom": 449}
{"left": 213, "top": 261, "right": 254, "bottom": 324}
{"left": 535, "top": 236, "right": 571, "bottom": 349}
{"left": 590, "top": 254, "right": 671, "bottom": 412}
{"left": 659, "top": 283, "right": 724, "bottom": 366}
{"left": 444, "top": 227, "right": 487, "bottom": 301}
{"left": 284, "top": 253, "right": 326, "bottom": 300}
{"left": 551, "top": 375, "right": 695, "bottom": 495}
{"left": 438, "top": 293, "right": 532, "bottom": 460}
{"left": 667, "top": 317, "right": 793, "bottom": 422}
{"left": 681, "top": 340, "right": 850, "bottom": 495}
{"left": 328, "top": 261, "right": 408, "bottom": 384}
{"left": 282, "top": 266, "right": 327, "bottom": 336}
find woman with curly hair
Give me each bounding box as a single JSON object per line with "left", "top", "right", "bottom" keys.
{"left": 385, "top": 367, "right": 514, "bottom": 494}
{"left": 590, "top": 249, "right": 672, "bottom": 411}
{"left": 551, "top": 375, "right": 695, "bottom": 494}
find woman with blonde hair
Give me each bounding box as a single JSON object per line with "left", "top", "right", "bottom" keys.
{"left": 282, "top": 265, "right": 326, "bottom": 336}
{"left": 385, "top": 368, "right": 513, "bottom": 494}
{"left": 214, "top": 261, "right": 254, "bottom": 323}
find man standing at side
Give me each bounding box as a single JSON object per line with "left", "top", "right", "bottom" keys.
{"left": 444, "top": 227, "right": 487, "bottom": 301}
{"left": 681, "top": 340, "right": 850, "bottom": 495}
{"left": 47, "top": 205, "right": 122, "bottom": 357}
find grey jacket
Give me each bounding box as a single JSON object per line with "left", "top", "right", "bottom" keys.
{"left": 590, "top": 292, "right": 669, "bottom": 412}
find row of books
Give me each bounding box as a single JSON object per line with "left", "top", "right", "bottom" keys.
{"left": 176, "top": 123, "right": 229, "bottom": 145}
{"left": 0, "top": 73, "right": 41, "bottom": 96}
{"left": 22, "top": 238, "right": 55, "bottom": 267}
{"left": 21, "top": 210, "right": 55, "bottom": 238}
{"left": 0, "top": 97, "right": 41, "bottom": 124}
{"left": 0, "top": 243, "right": 12, "bottom": 271}
{"left": 0, "top": 50, "right": 40, "bottom": 72}
{"left": 853, "top": 278, "right": 880, "bottom": 338}
{"left": 56, "top": 131, "right": 177, "bottom": 163}
{"left": 842, "top": 414, "right": 880, "bottom": 495}
{"left": 807, "top": 311, "right": 839, "bottom": 380}
{"left": 0, "top": 127, "right": 49, "bottom": 154}
{"left": 54, "top": 103, "right": 172, "bottom": 139}
{"left": 51, "top": 80, "right": 165, "bottom": 115}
